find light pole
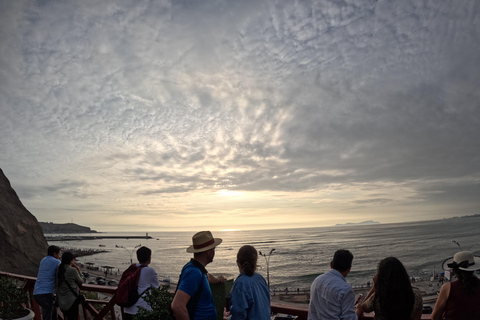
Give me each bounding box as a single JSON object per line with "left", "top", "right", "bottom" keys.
{"left": 467, "top": 243, "right": 480, "bottom": 251}
{"left": 259, "top": 248, "right": 275, "bottom": 289}
{"left": 452, "top": 240, "right": 462, "bottom": 250}
{"left": 120, "top": 244, "right": 142, "bottom": 264}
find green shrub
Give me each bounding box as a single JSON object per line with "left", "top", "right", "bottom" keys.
{"left": 134, "top": 285, "right": 174, "bottom": 320}
{"left": 0, "top": 276, "right": 29, "bottom": 320}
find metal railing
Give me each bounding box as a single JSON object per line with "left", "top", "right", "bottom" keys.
{"left": 1, "top": 271, "right": 431, "bottom": 320}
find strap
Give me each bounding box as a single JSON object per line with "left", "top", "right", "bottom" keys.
{"left": 139, "top": 286, "right": 152, "bottom": 297}
{"left": 64, "top": 280, "right": 79, "bottom": 297}
{"left": 176, "top": 260, "right": 205, "bottom": 320}
{"left": 131, "top": 264, "right": 150, "bottom": 299}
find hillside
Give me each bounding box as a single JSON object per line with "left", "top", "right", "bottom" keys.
{"left": 39, "top": 222, "right": 97, "bottom": 233}
{"left": 0, "top": 169, "right": 47, "bottom": 276}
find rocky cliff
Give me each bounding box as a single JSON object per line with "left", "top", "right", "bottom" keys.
{"left": 0, "top": 169, "right": 48, "bottom": 276}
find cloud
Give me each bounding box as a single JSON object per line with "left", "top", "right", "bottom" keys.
{"left": 1, "top": 0, "right": 479, "bottom": 230}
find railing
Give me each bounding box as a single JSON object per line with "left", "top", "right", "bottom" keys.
{"left": 270, "top": 301, "right": 432, "bottom": 320}
{"left": 1, "top": 271, "right": 432, "bottom": 320}
{"left": 0, "top": 271, "right": 121, "bottom": 320}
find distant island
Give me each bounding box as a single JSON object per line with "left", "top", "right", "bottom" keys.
{"left": 335, "top": 220, "right": 380, "bottom": 226}
{"left": 39, "top": 222, "right": 97, "bottom": 234}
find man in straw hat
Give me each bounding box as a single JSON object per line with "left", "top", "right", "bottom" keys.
{"left": 432, "top": 251, "right": 480, "bottom": 320}
{"left": 171, "top": 231, "right": 224, "bottom": 320}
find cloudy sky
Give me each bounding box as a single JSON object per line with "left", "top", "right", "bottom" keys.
{"left": 1, "top": 0, "right": 479, "bottom": 232}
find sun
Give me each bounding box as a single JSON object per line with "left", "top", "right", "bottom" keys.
{"left": 215, "top": 190, "right": 242, "bottom": 197}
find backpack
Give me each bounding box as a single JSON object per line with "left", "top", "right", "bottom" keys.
{"left": 116, "top": 264, "right": 147, "bottom": 307}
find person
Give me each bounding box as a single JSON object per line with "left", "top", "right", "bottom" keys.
{"left": 56, "top": 252, "right": 83, "bottom": 320}
{"left": 228, "top": 245, "right": 270, "bottom": 320}
{"left": 308, "top": 249, "right": 357, "bottom": 320}
{"left": 33, "top": 245, "right": 62, "bottom": 320}
{"left": 124, "top": 246, "right": 160, "bottom": 320}
{"left": 356, "top": 257, "right": 423, "bottom": 320}
{"left": 431, "top": 251, "right": 480, "bottom": 320}
{"left": 171, "top": 231, "right": 223, "bottom": 320}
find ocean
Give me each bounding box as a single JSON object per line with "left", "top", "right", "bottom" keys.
{"left": 47, "top": 216, "right": 480, "bottom": 290}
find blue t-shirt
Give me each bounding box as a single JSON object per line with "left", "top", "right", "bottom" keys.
{"left": 33, "top": 255, "right": 61, "bottom": 295}
{"left": 229, "top": 272, "right": 271, "bottom": 320}
{"left": 178, "top": 259, "right": 216, "bottom": 320}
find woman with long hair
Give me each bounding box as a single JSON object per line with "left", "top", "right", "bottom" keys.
{"left": 356, "top": 257, "right": 422, "bottom": 320}
{"left": 56, "top": 251, "right": 84, "bottom": 320}
{"left": 228, "top": 245, "right": 270, "bottom": 320}
{"left": 432, "top": 251, "right": 480, "bottom": 320}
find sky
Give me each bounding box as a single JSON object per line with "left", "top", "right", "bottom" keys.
{"left": 1, "top": 0, "right": 479, "bottom": 232}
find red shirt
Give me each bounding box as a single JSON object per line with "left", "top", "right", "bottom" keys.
{"left": 444, "top": 280, "right": 480, "bottom": 320}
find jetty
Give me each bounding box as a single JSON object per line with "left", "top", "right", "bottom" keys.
{"left": 45, "top": 234, "right": 152, "bottom": 241}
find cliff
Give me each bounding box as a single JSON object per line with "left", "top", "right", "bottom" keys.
{"left": 0, "top": 169, "right": 48, "bottom": 276}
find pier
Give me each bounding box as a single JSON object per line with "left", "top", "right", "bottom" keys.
{"left": 45, "top": 235, "right": 152, "bottom": 241}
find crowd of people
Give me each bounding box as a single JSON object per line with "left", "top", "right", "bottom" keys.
{"left": 32, "top": 231, "right": 480, "bottom": 320}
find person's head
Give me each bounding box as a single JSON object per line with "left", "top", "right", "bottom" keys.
{"left": 136, "top": 246, "right": 152, "bottom": 265}
{"left": 57, "top": 251, "right": 75, "bottom": 284}
{"left": 376, "top": 257, "right": 411, "bottom": 287}
{"left": 445, "top": 251, "right": 480, "bottom": 294}
{"left": 447, "top": 251, "right": 480, "bottom": 272}
{"left": 187, "top": 231, "right": 222, "bottom": 265}
{"left": 331, "top": 249, "right": 353, "bottom": 274}
{"left": 47, "top": 245, "right": 61, "bottom": 259}
{"left": 374, "top": 257, "right": 414, "bottom": 320}
{"left": 61, "top": 251, "right": 75, "bottom": 265}
{"left": 237, "top": 245, "right": 258, "bottom": 276}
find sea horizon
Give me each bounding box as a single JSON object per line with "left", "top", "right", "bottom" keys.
{"left": 46, "top": 214, "right": 480, "bottom": 234}
{"left": 47, "top": 215, "right": 480, "bottom": 290}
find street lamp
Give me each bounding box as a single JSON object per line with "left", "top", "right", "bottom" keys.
{"left": 453, "top": 241, "right": 480, "bottom": 251}
{"left": 120, "top": 244, "right": 142, "bottom": 264}
{"left": 467, "top": 243, "right": 480, "bottom": 251}
{"left": 452, "top": 240, "right": 462, "bottom": 250}
{"left": 259, "top": 248, "right": 275, "bottom": 289}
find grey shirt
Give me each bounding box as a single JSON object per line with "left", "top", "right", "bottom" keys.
{"left": 56, "top": 265, "right": 83, "bottom": 310}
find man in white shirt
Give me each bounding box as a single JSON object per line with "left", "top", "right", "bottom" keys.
{"left": 308, "top": 249, "right": 358, "bottom": 320}
{"left": 124, "top": 246, "right": 160, "bottom": 319}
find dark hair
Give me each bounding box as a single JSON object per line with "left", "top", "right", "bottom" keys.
{"left": 57, "top": 251, "right": 75, "bottom": 285}
{"left": 47, "top": 245, "right": 61, "bottom": 256}
{"left": 237, "top": 245, "right": 258, "bottom": 276}
{"left": 136, "top": 246, "right": 151, "bottom": 264}
{"left": 452, "top": 268, "right": 480, "bottom": 295}
{"left": 374, "top": 257, "right": 414, "bottom": 320}
{"left": 332, "top": 249, "right": 353, "bottom": 272}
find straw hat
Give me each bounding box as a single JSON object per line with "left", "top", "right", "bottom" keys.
{"left": 186, "top": 231, "right": 222, "bottom": 253}
{"left": 442, "top": 251, "right": 480, "bottom": 271}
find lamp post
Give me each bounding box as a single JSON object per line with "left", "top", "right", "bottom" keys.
{"left": 467, "top": 243, "right": 480, "bottom": 251}
{"left": 452, "top": 241, "right": 480, "bottom": 251}
{"left": 259, "top": 248, "right": 275, "bottom": 289}
{"left": 120, "top": 244, "right": 142, "bottom": 264}
{"left": 452, "top": 240, "right": 462, "bottom": 250}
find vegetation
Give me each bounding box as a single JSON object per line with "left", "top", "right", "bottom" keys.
{"left": 134, "top": 285, "right": 174, "bottom": 320}
{"left": 0, "top": 276, "right": 29, "bottom": 320}
{"left": 39, "top": 222, "right": 97, "bottom": 233}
